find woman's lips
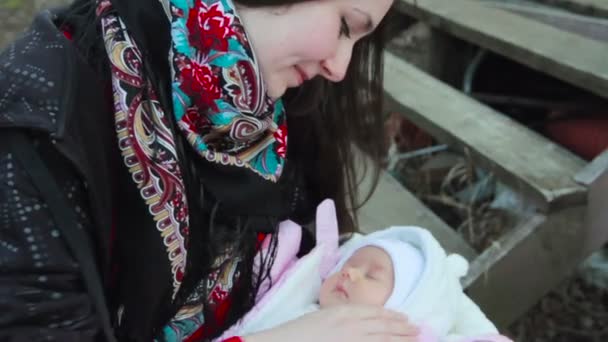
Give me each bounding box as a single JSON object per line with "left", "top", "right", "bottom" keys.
{"left": 294, "top": 65, "right": 309, "bottom": 85}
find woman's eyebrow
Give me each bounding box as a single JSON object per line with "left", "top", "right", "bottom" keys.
{"left": 354, "top": 8, "right": 374, "bottom": 32}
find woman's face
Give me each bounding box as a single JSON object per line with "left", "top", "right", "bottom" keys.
{"left": 237, "top": 0, "right": 393, "bottom": 99}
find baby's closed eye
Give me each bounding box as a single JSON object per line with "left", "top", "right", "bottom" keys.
{"left": 366, "top": 271, "right": 386, "bottom": 280}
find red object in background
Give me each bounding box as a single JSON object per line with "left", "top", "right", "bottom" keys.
{"left": 543, "top": 114, "right": 608, "bottom": 161}
{"left": 384, "top": 112, "right": 434, "bottom": 154}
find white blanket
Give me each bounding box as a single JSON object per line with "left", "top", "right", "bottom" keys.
{"left": 342, "top": 227, "right": 498, "bottom": 340}
{"left": 216, "top": 202, "right": 506, "bottom": 342}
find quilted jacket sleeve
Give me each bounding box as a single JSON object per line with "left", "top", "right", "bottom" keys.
{"left": 0, "top": 133, "right": 104, "bottom": 341}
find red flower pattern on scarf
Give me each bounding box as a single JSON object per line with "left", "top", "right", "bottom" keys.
{"left": 183, "top": 107, "right": 212, "bottom": 132}
{"left": 274, "top": 124, "right": 288, "bottom": 158}
{"left": 181, "top": 62, "right": 222, "bottom": 108}
{"left": 187, "top": 1, "right": 235, "bottom": 53}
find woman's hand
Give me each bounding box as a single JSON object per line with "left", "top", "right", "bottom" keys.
{"left": 244, "top": 304, "right": 420, "bottom": 342}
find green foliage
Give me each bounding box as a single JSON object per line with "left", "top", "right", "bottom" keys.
{"left": 0, "top": 0, "right": 24, "bottom": 9}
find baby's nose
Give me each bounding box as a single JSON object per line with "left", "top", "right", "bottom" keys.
{"left": 342, "top": 267, "right": 362, "bottom": 281}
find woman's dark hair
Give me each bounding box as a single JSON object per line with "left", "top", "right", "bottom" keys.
{"left": 61, "top": 0, "right": 387, "bottom": 338}
{"left": 233, "top": 0, "right": 387, "bottom": 232}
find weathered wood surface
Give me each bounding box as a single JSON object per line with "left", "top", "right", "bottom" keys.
{"left": 575, "top": 149, "right": 608, "bottom": 185}
{"left": 466, "top": 206, "right": 589, "bottom": 328}
{"left": 383, "top": 51, "right": 587, "bottom": 211}
{"left": 394, "top": 0, "right": 608, "bottom": 100}
{"left": 461, "top": 213, "right": 546, "bottom": 289}
{"left": 540, "top": 0, "right": 608, "bottom": 18}
{"left": 484, "top": 0, "right": 608, "bottom": 43}
{"left": 584, "top": 168, "right": 608, "bottom": 254}
{"left": 562, "top": 0, "right": 608, "bottom": 12}
{"left": 356, "top": 165, "right": 478, "bottom": 261}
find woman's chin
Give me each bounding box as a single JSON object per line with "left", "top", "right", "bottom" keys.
{"left": 266, "top": 83, "right": 287, "bottom": 100}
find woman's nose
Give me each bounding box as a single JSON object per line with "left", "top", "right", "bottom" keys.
{"left": 320, "top": 43, "right": 353, "bottom": 83}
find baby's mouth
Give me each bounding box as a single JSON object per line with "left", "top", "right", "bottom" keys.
{"left": 335, "top": 283, "right": 349, "bottom": 298}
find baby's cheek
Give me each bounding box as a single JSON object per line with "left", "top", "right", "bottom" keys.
{"left": 318, "top": 278, "right": 335, "bottom": 307}
{"left": 380, "top": 284, "right": 393, "bottom": 304}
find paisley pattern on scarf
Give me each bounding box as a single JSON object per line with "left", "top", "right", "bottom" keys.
{"left": 98, "top": 0, "right": 287, "bottom": 300}
{"left": 161, "top": 254, "right": 241, "bottom": 341}
{"left": 98, "top": 0, "right": 189, "bottom": 299}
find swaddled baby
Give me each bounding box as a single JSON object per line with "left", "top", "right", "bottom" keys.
{"left": 290, "top": 236, "right": 424, "bottom": 317}
{"left": 289, "top": 232, "right": 509, "bottom": 342}
{"left": 217, "top": 200, "right": 512, "bottom": 342}
{"left": 320, "top": 239, "right": 424, "bottom": 310}
{"left": 320, "top": 233, "right": 511, "bottom": 342}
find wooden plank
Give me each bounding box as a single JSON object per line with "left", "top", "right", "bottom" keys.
{"left": 491, "top": 0, "right": 608, "bottom": 19}
{"left": 356, "top": 166, "right": 478, "bottom": 262}
{"left": 574, "top": 149, "right": 608, "bottom": 185}
{"left": 383, "top": 51, "right": 587, "bottom": 211}
{"left": 394, "top": 0, "right": 608, "bottom": 100}
{"left": 484, "top": 0, "right": 608, "bottom": 43}
{"left": 564, "top": 0, "right": 608, "bottom": 12}
{"left": 461, "top": 213, "right": 546, "bottom": 289}
{"left": 540, "top": 0, "right": 608, "bottom": 18}
{"left": 466, "top": 206, "right": 590, "bottom": 328}
{"left": 584, "top": 168, "right": 608, "bottom": 252}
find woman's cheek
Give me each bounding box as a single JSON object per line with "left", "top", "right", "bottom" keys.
{"left": 295, "top": 24, "right": 341, "bottom": 61}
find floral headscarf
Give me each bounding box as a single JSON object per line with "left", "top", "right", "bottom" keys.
{"left": 169, "top": 0, "right": 287, "bottom": 181}
{"left": 98, "top": 0, "right": 288, "bottom": 300}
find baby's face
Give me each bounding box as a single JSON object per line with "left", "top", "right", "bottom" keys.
{"left": 319, "top": 246, "right": 394, "bottom": 308}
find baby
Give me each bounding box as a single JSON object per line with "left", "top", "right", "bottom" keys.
{"left": 217, "top": 200, "right": 512, "bottom": 342}
{"left": 316, "top": 229, "right": 511, "bottom": 342}
{"left": 320, "top": 239, "right": 423, "bottom": 310}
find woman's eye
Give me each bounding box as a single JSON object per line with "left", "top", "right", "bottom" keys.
{"left": 340, "top": 17, "right": 351, "bottom": 39}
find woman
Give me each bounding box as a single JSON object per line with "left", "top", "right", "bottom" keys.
{"left": 0, "top": 0, "right": 419, "bottom": 341}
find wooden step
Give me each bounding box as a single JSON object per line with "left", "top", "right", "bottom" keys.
{"left": 466, "top": 205, "right": 588, "bottom": 328}
{"left": 394, "top": 0, "right": 608, "bottom": 100}
{"left": 484, "top": 0, "right": 608, "bottom": 43}
{"left": 544, "top": 0, "right": 608, "bottom": 18}
{"left": 383, "top": 51, "right": 587, "bottom": 211}
{"left": 356, "top": 163, "right": 478, "bottom": 262}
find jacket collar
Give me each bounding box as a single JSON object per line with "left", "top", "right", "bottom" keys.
{"left": 0, "top": 9, "right": 72, "bottom": 135}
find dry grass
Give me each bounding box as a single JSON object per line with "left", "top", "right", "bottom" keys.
{"left": 390, "top": 144, "right": 514, "bottom": 252}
